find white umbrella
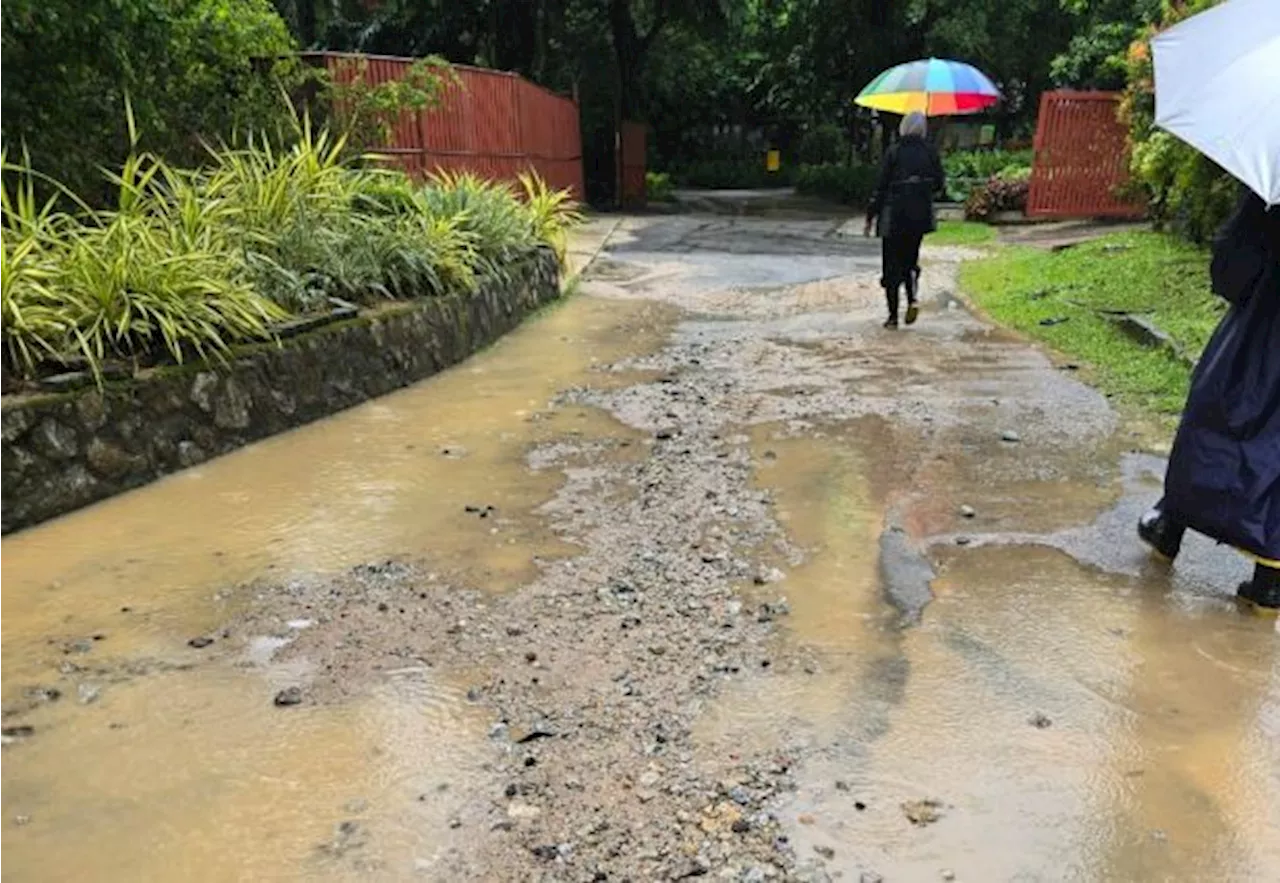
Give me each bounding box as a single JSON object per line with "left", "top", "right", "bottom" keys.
{"left": 1152, "top": 0, "right": 1280, "bottom": 205}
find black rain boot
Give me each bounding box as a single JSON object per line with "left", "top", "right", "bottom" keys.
{"left": 884, "top": 284, "right": 900, "bottom": 329}
{"left": 905, "top": 269, "right": 920, "bottom": 325}
{"left": 1137, "top": 507, "right": 1185, "bottom": 561}
{"left": 1238, "top": 563, "right": 1280, "bottom": 612}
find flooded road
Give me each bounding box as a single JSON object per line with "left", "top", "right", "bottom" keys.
{"left": 2, "top": 293, "right": 673, "bottom": 880}
{"left": 3, "top": 214, "right": 1277, "bottom": 881}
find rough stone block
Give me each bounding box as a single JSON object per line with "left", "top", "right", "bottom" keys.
{"left": 33, "top": 419, "right": 80, "bottom": 460}
{"left": 86, "top": 439, "right": 138, "bottom": 479}
{"left": 213, "top": 378, "right": 253, "bottom": 430}
{"left": 2, "top": 406, "right": 33, "bottom": 443}
{"left": 1, "top": 249, "right": 560, "bottom": 533}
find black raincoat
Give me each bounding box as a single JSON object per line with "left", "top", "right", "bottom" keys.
{"left": 1162, "top": 190, "right": 1280, "bottom": 561}
{"left": 867, "top": 134, "right": 945, "bottom": 239}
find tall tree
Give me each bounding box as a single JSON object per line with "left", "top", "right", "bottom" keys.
{"left": 603, "top": 0, "right": 729, "bottom": 119}
{"left": 4, "top": 0, "right": 298, "bottom": 196}
{"left": 1049, "top": 0, "right": 1161, "bottom": 90}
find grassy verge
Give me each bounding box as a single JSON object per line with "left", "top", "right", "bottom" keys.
{"left": 959, "top": 230, "right": 1222, "bottom": 417}
{"left": 926, "top": 220, "right": 997, "bottom": 247}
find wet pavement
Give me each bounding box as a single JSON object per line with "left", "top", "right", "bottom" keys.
{"left": 2, "top": 213, "right": 1276, "bottom": 881}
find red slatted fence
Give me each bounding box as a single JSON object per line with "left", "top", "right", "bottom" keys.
{"left": 1027, "top": 90, "right": 1145, "bottom": 219}
{"left": 304, "top": 52, "right": 584, "bottom": 199}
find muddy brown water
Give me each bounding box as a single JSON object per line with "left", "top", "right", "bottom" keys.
{"left": 699, "top": 423, "right": 1280, "bottom": 882}
{"left": 4, "top": 216, "right": 1279, "bottom": 881}
{"left": 1, "top": 294, "right": 673, "bottom": 881}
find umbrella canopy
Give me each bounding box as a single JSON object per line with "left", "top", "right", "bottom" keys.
{"left": 855, "top": 58, "right": 1000, "bottom": 117}
{"left": 1153, "top": 0, "right": 1280, "bottom": 205}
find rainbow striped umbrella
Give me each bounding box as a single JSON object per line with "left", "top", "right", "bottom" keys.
{"left": 856, "top": 58, "right": 1000, "bottom": 116}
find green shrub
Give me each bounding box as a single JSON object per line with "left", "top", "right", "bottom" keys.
{"left": 1, "top": 120, "right": 582, "bottom": 384}
{"left": 1128, "top": 131, "right": 1236, "bottom": 243}
{"left": 943, "top": 148, "right": 1034, "bottom": 202}
{"left": 963, "top": 174, "right": 1030, "bottom": 221}
{"left": 796, "top": 124, "right": 849, "bottom": 165}
{"left": 1049, "top": 21, "right": 1139, "bottom": 91}
{"left": 794, "top": 163, "right": 877, "bottom": 206}
{"left": 1, "top": 0, "right": 301, "bottom": 200}
{"left": 518, "top": 171, "right": 586, "bottom": 268}
{"left": 1120, "top": 0, "right": 1234, "bottom": 243}
{"left": 1, "top": 151, "right": 284, "bottom": 381}
{"left": 419, "top": 170, "right": 541, "bottom": 282}
{"left": 646, "top": 171, "right": 675, "bottom": 202}
{"left": 670, "top": 159, "right": 788, "bottom": 189}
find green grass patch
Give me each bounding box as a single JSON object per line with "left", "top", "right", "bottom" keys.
{"left": 959, "top": 231, "right": 1223, "bottom": 417}
{"left": 926, "top": 221, "right": 996, "bottom": 247}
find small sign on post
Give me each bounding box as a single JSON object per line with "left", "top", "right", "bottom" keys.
{"left": 766, "top": 149, "right": 781, "bottom": 173}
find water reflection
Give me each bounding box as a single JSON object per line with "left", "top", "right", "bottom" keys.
{"left": 701, "top": 425, "right": 1280, "bottom": 880}
{"left": 2, "top": 295, "right": 674, "bottom": 880}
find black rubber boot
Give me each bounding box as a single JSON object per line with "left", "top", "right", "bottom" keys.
{"left": 1238, "top": 563, "right": 1280, "bottom": 612}
{"left": 1137, "top": 508, "right": 1185, "bottom": 561}
{"left": 884, "top": 284, "right": 900, "bottom": 329}
{"left": 904, "top": 270, "right": 920, "bottom": 325}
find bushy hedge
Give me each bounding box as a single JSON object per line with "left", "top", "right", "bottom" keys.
{"left": 794, "top": 163, "right": 878, "bottom": 206}
{"left": 1121, "top": 0, "right": 1235, "bottom": 243}
{"left": 1, "top": 123, "right": 581, "bottom": 385}
{"left": 795, "top": 124, "right": 849, "bottom": 166}
{"left": 1, "top": 0, "right": 301, "bottom": 200}
{"left": 964, "top": 168, "right": 1032, "bottom": 221}
{"left": 669, "top": 159, "right": 790, "bottom": 189}
{"left": 646, "top": 171, "right": 675, "bottom": 202}
{"left": 943, "top": 149, "right": 1034, "bottom": 203}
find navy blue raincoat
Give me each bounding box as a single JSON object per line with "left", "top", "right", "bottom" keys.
{"left": 1163, "top": 190, "right": 1280, "bottom": 561}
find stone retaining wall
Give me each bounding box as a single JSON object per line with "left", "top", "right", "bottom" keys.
{"left": 1, "top": 250, "right": 560, "bottom": 534}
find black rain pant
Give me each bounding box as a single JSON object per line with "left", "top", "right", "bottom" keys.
{"left": 881, "top": 231, "right": 923, "bottom": 320}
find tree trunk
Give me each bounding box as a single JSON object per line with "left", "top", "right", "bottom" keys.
{"left": 608, "top": 0, "right": 647, "bottom": 120}
{"left": 298, "top": 0, "right": 317, "bottom": 48}
{"left": 491, "top": 0, "right": 538, "bottom": 75}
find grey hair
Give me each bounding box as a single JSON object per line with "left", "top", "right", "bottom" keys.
{"left": 899, "top": 111, "right": 928, "bottom": 138}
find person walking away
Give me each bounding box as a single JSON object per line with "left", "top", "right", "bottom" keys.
{"left": 1137, "top": 188, "right": 1280, "bottom": 610}
{"left": 864, "top": 111, "right": 945, "bottom": 329}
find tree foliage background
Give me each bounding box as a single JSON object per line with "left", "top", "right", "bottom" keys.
{"left": 1119, "top": 0, "right": 1236, "bottom": 243}
{"left": 2, "top": 0, "right": 298, "bottom": 198}
{"left": 1, "top": 0, "right": 1236, "bottom": 227}
{"left": 267, "top": 0, "right": 1093, "bottom": 194}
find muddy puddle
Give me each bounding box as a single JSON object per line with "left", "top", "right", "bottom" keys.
{"left": 3, "top": 665, "right": 490, "bottom": 881}
{"left": 2, "top": 294, "right": 674, "bottom": 881}
{"left": 699, "top": 425, "right": 1280, "bottom": 882}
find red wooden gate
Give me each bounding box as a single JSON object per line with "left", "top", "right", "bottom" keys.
{"left": 1027, "top": 90, "right": 1145, "bottom": 219}
{"left": 304, "top": 52, "right": 585, "bottom": 199}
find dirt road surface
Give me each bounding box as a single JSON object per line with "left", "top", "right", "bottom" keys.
{"left": 3, "top": 214, "right": 1277, "bottom": 882}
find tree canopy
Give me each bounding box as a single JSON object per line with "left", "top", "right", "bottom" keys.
{"left": 2, "top": 0, "right": 1180, "bottom": 205}
{"left": 266, "top": 0, "right": 1099, "bottom": 174}
{"left": 2, "top": 0, "right": 297, "bottom": 197}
